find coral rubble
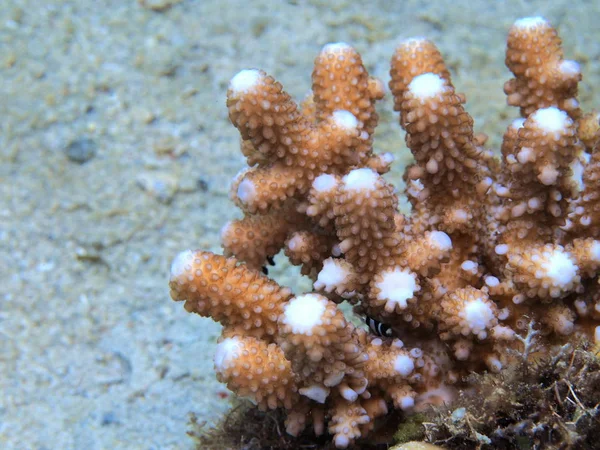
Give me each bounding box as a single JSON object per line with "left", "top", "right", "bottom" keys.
{"left": 426, "top": 342, "right": 600, "bottom": 449}
{"left": 169, "top": 17, "right": 600, "bottom": 448}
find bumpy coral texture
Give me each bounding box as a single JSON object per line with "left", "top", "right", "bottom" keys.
{"left": 169, "top": 18, "right": 600, "bottom": 448}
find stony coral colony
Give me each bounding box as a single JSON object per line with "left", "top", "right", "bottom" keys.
{"left": 169, "top": 17, "right": 600, "bottom": 448}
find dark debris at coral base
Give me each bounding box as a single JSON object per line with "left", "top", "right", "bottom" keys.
{"left": 426, "top": 341, "right": 600, "bottom": 450}
{"left": 189, "top": 342, "right": 600, "bottom": 450}
{"left": 188, "top": 399, "right": 405, "bottom": 450}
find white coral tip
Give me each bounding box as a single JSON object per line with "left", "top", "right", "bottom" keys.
{"left": 332, "top": 110, "right": 359, "bottom": 130}
{"left": 321, "top": 42, "right": 352, "bottom": 53}
{"left": 282, "top": 294, "right": 327, "bottom": 335}
{"left": 399, "top": 36, "right": 428, "bottom": 47}
{"left": 214, "top": 337, "right": 242, "bottom": 371}
{"left": 463, "top": 298, "right": 495, "bottom": 333}
{"left": 429, "top": 230, "right": 452, "bottom": 251}
{"left": 342, "top": 168, "right": 379, "bottom": 192}
{"left": 170, "top": 249, "right": 194, "bottom": 278}
{"left": 590, "top": 241, "right": 600, "bottom": 262}
{"left": 315, "top": 258, "right": 350, "bottom": 292}
{"left": 495, "top": 244, "right": 509, "bottom": 255}
{"left": 313, "top": 173, "right": 338, "bottom": 192}
{"left": 299, "top": 384, "right": 330, "bottom": 403}
{"left": 542, "top": 249, "right": 578, "bottom": 287}
{"left": 531, "top": 107, "right": 571, "bottom": 134}
{"left": 513, "top": 16, "right": 548, "bottom": 29}
{"left": 236, "top": 178, "right": 257, "bottom": 206}
{"left": 510, "top": 118, "right": 526, "bottom": 130}
{"left": 376, "top": 267, "right": 419, "bottom": 311}
{"left": 559, "top": 60, "right": 581, "bottom": 77}
{"left": 400, "top": 396, "right": 415, "bottom": 410}
{"left": 393, "top": 354, "right": 415, "bottom": 376}
{"left": 287, "top": 233, "right": 305, "bottom": 252}
{"left": 334, "top": 435, "right": 350, "bottom": 449}
{"left": 229, "top": 69, "right": 263, "bottom": 94}
{"left": 408, "top": 73, "right": 445, "bottom": 99}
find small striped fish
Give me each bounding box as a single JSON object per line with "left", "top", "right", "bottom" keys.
{"left": 261, "top": 256, "right": 276, "bottom": 275}
{"left": 365, "top": 316, "right": 393, "bottom": 337}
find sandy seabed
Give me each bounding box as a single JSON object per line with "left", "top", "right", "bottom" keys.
{"left": 1, "top": 0, "right": 598, "bottom": 448}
